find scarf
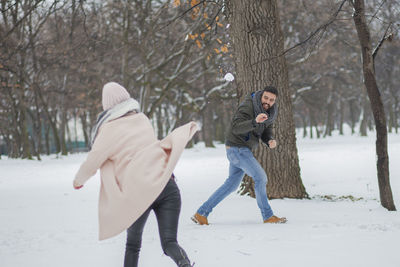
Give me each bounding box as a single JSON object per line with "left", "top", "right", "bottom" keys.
{"left": 89, "top": 98, "right": 140, "bottom": 149}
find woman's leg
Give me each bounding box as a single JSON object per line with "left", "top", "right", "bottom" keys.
{"left": 153, "top": 179, "right": 191, "bottom": 267}
{"left": 124, "top": 208, "right": 151, "bottom": 267}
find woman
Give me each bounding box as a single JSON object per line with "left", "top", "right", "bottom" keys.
{"left": 73, "top": 82, "right": 197, "bottom": 267}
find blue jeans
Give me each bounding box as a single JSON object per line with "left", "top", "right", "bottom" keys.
{"left": 197, "top": 146, "right": 273, "bottom": 221}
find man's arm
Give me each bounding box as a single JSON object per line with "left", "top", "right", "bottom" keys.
{"left": 231, "top": 105, "right": 264, "bottom": 135}
{"left": 261, "top": 123, "right": 275, "bottom": 148}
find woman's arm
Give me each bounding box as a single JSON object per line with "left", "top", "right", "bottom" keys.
{"left": 73, "top": 126, "right": 112, "bottom": 188}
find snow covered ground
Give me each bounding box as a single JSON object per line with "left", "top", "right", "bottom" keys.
{"left": 1, "top": 132, "right": 400, "bottom": 267}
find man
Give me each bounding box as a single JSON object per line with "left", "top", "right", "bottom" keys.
{"left": 192, "top": 86, "right": 287, "bottom": 225}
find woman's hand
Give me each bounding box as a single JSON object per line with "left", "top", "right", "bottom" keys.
{"left": 73, "top": 180, "right": 83, "bottom": 190}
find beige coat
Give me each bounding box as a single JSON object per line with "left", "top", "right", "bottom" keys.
{"left": 74, "top": 113, "right": 198, "bottom": 240}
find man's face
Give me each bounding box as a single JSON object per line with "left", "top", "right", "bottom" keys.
{"left": 261, "top": 91, "right": 277, "bottom": 111}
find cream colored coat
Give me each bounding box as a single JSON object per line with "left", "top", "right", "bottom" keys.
{"left": 74, "top": 113, "right": 198, "bottom": 240}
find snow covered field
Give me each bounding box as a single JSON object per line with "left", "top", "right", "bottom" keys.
{"left": 1, "top": 132, "right": 400, "bottom": 267}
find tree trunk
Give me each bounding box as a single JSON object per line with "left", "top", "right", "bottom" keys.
{"left": 37, "top": 89, "right": 61, "bottom": 153}
{"left": 202, "top": 104, "right": 215, "bottom": 148}
{"left": 339, "top": 98, "right": 344, "bottom": 135}
{"left": 309, "top": 109, "right": 313, "bottom": 139}
{"left": 60, "top": 111, "right": 68, "bottom": 155}
{"left": 59, "top": 75, "right": 68, "bottom": 156}
{"left": 44, "top": 123, "right": 50, "bottom": 155}
{"left": 324, "top": 90, "right": 334, "bottom": 137}
{"left": 202, "top": 60, "right": 215, "bottom": 148}
{"left": 17, "top": 93, "right": 32, "bottom": 159}
{"left": 302, "top": 114, "right": 307, "bottom": 138}
{"left": 352, "top": 0, "right": 396, "bottom": 211}
{"left": 216, "top": 102, "right": 232, "bottom": 143}
{"left": 80, "top": 113, "right": 89, "bottom": 147}
{"left": 388, "top": 103, "right": 394, "bottom": 134}
{"left": 227, "top": 0, "right": 308, "bottom": 198}
{"left": 33, "top": 89, "right": 42, "bottom": 160}
{"left": 359, "top": 91, "right": 369, "bottom": 136}
{"left": 349, "top": 99, "right": 356, "bottom": 134}
{"left": 156, "top": 107, "right": 164, "bottom": 139}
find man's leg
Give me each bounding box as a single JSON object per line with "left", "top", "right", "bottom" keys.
{"left": 235, "top": 147, "right": 274, "bottom": 221}
{"left": 196, "top": 147, "right": 245, "bottom": 218}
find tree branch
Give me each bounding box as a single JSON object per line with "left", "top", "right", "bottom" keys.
{"left": 372, "top": 23, "right": 392, "bottom": 60}
{"left": 251, "top": 0, "right": 347, "bottom": 66}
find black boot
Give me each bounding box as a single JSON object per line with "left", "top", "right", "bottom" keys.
{"left": 177, "top": 259, "right": 193, "bottom": 267}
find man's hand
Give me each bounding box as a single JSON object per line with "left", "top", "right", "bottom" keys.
{"left": 268, "top": 140, "right": 277, "bottom": 149}
{"left": 73, "top": 180, "right": 83, "bottom": 190}
{"left": 255, "top": 113, "right": 268, "bottom": 123}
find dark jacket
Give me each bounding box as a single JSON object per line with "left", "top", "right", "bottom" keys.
{"left": 225, "top": 94, "right": 275, "bottom": 150}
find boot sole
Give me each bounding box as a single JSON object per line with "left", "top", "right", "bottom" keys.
{"left": 264, "top": 217, "right": 288, "bottom": 224}
{"left": 191, "top": 215, "right": 208, "bottom": 225}
{"left": 191, "top": 216, "right": 200, "bottom": 224}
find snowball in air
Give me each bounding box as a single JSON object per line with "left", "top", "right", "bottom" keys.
{"left": 224, "top": 73, "right": 234, "bottom": 82}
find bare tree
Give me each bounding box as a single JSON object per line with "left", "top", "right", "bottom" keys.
{"left": 350, "top": 0, "right": 396, "bottom": 211}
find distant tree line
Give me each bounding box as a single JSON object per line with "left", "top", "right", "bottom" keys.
{"left": 1, "top": 0, "right": 399, "bottom": 159}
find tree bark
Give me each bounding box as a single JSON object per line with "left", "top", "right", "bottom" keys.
{"left": 339, "top": 98, "right": 344, "bottom": 135}
{"left": 324, "top": 90, "right": 334, "bottom": 137}
{"left": 202, "top": 104, "right": 215, "bottom": 148}
{"left": 349, "top": 99, "right": 356, "bottom": 134}
{"left": 37, "top": 88, "right": 61, "bottom": 153}
{"left": 156, "top": 107, "right": 164, "bottom": 140}
{"left": 352, "top": 0, "right": 396, "bottom": 211}
{"left": 80, "top": 113, "right": 89, "bottom": 147}
{"left": 359, "top": 90, "right": 369, "bottom": 136}
{"left": 227, "top": 0, "right": 308, "bottom": 198}
{"left": 302, "top": 114, "right": 307, "bottom": 138}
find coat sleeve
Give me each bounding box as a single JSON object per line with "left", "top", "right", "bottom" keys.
{"left": 231, "top": 105, "right": 263, "bottom": 135}
{"left": 261, "top": 123, "right": 275, "bottom": 147}
{"left": 74, "top": 126, "right": 113, "bottom": 186}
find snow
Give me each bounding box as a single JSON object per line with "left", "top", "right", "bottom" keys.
{"left": 224, "top": 73, "right": 235, "bottom": 82}
{"left": 1, "top": 132, "right": 400, "bottom": 267}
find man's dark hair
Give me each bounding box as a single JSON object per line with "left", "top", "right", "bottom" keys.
{"left": 263, "top": 86, "right": 278, "bottom": 97}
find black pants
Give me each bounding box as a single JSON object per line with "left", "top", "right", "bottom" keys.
{"left": 124, "top": 179, "right": 191, "bottom": 267}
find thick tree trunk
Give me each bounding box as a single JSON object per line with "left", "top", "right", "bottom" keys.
{"left": 352, "top": 0, "right": 396, "bottom": 211}
{"left": 227, "top": 0, "right": 308, "bottom": 198}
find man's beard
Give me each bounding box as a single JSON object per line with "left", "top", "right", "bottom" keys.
{"left": 262, "top": 103, "right": 270, "bottom": 110}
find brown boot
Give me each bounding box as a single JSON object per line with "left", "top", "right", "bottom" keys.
{"left": 191, "top": 213, "right": 209, "bottom": 225}
{"left": 264, "top": 215, "right": 287, "bottom": 224}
